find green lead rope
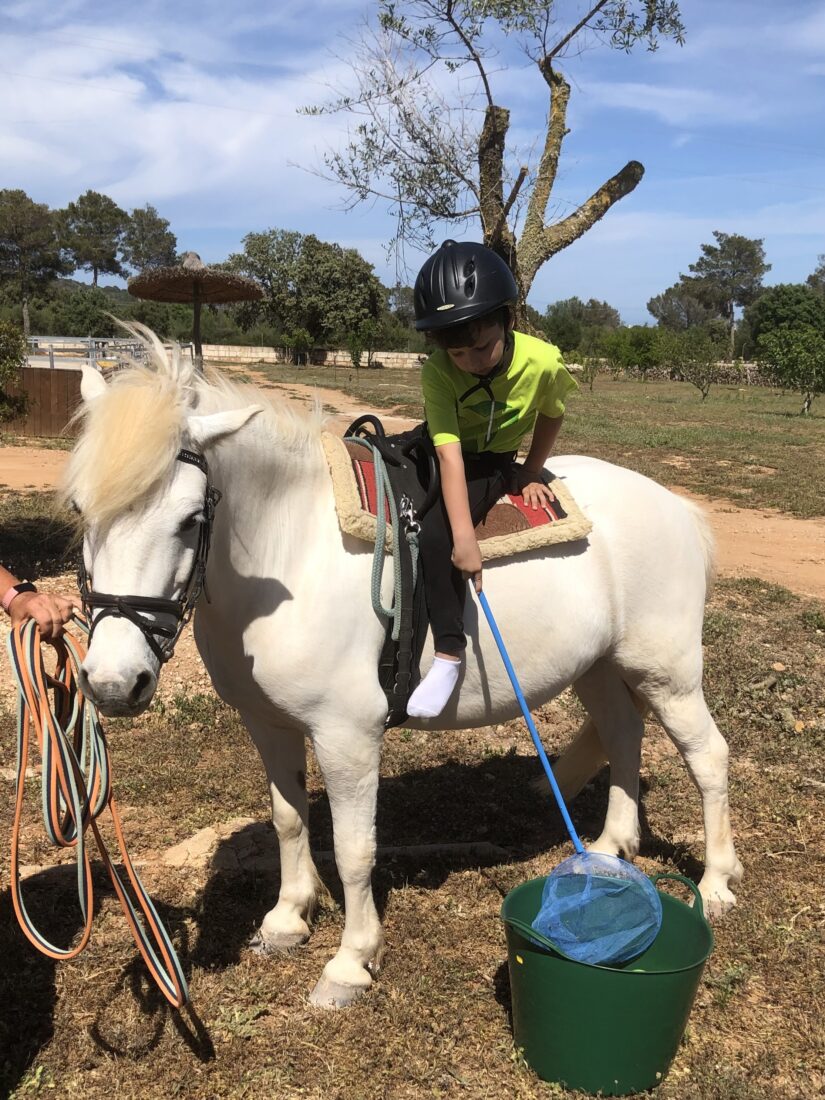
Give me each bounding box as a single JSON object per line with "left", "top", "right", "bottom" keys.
{"left": 345, "top": 435, "right": 419, "bottom": 642}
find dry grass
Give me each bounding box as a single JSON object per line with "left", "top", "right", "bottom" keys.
{"left": 0, "top": 576, "right": 823, "bottom": 1099}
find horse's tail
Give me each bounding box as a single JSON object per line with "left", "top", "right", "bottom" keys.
{"left": 681, "top": 496, "right": 717, "bottom": 599}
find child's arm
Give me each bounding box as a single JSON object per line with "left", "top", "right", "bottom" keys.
{"left": 436, "top": 442, "right": 483, "bottom": 593}
{"left": 516, "top": 413, "right": 564, "bottom": 509}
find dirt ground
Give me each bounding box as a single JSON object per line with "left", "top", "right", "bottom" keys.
{"left": 3, "top": 375, "right": 824, "bottom": 601}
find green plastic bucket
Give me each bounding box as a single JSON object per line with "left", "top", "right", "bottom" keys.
{"left": 501, "top": 873, "right": 713, "bottom": 1096}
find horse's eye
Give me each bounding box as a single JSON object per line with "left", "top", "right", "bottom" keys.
{"left": 69, "top": 500, "right": 82, "bottom": 517}
{"left": 178, "top": 513, "right": 204, "bottom": 535}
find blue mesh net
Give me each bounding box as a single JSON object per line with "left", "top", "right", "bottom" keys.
{"left": 531, "top": 852, "right": 663, "bottom": 967}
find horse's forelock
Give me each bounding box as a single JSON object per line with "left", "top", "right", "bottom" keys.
{"left": 63, "top": 366, "right": 186, "bottom": 527}
{"left": 62, "top": 324, "right": 325, "bottom": 525}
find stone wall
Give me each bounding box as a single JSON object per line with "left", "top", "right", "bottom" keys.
{"left": 201, "top": 344, "right": 426, "bottom": 370}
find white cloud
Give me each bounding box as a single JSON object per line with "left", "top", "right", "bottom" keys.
{"left": 0, "top": 16, "right": 361, "bottom": 231}
{"left": 579, "top": 80, "right": 764, "bottom": 126}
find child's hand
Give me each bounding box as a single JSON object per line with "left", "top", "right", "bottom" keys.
{"left": 451, "top": 535, "right": 483, "bottom": 592}
{"left": 514, "top": 465, "right": 556, "bottom": 510}
{"left": 520, "top": 478, "right": 556, "bottom": 510}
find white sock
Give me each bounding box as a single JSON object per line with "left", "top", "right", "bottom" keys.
{"left": 407, "top": 656, "right": 461, "bottom": 718}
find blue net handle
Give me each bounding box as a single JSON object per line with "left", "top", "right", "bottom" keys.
{"left": 477, "top": 590, "right": 585, "bottom": 855}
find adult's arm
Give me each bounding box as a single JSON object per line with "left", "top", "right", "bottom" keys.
{"left": 1, "top": 565, "right": 80, "bottom": 640}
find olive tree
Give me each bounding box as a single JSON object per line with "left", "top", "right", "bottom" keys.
{"left": 758, "top": 327, "right": 825, "bottom": 415}
{"left": 658, "top": 327, "right": 724, "bottom": 401}
{"left": 304, "top": 1, "right": 685, "bottom": 321}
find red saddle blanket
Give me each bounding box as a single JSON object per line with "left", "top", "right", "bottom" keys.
{"left": 322, "top": 432, "right": 592, "bottom": 562}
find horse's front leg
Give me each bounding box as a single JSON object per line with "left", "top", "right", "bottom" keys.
{"left": 308, "top": 720, "right": 384, "bottom": 1008}
{"left": 242, "top": 714, "right": 321, "bottom": 951}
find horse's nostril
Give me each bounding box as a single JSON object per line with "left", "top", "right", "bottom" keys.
{"left": 130, "top": 671, "right": 152, "bottom": 702}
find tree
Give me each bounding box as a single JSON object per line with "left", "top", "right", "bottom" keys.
{"left": 0, "top": 189, "right": 70, "bottom": 336}
{"left": 658, "top": 327, "right": 723, "bottom": 401}
{"left": 304, "top": 1, "right": 685, "bottom": 322}
{"left": 758, "top": 326, "right": 825, "bottom": 415}
{"left": 601, "top": 325, "right": 662, "bottom": 378}
{"left": 542, "top": 295, "right": 621, "bottom": 353}
{"left": 53, "top": 286, "right": 114, "bottom": 338}
{"left": 0, "top": 320, "right": 27, "bottom": 420}
{"left": 647, "top": 281, "right": 718, "bottom": 330}
{"left": 121, "top": 204, "right": 177, "bottom": 272}
{"left": 682, "top": 231, "right": 770, "bottom": 355}
{"left": 542, "top": 299, "right": 582, "bottom": 353}
{"left": 59, "top": 190, "right": 128, "bottom": 286}
{"left": 807, "top": 254, "right": 825, "bottom": 296}
{"left": 227, "top": 229, "right": 384, "bottom": 346}
{"left": 744, "top": 284, "right": 825, "bottom": 346}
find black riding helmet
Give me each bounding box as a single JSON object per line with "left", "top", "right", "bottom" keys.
{"left": 414, "top": 240, "right": 517, "bottom": 332}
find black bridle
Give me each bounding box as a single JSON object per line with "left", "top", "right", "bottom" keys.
{"left": 77, "top": 449, "right": 222, "bottom": 664}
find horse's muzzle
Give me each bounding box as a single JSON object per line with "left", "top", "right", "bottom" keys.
{"left": 78, "top": 664, "right": 157, "bottom": 717}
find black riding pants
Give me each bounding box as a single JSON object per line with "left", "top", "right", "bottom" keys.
{"left": 418, "top": 450, "right": 515, "bottom": 656}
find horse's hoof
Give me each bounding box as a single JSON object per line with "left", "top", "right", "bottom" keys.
{"left": 248, "top": 927, "right": 308, "bottom": 955}
{"left": 308, "top": 976, "right": 369, "bottom": 1009}
{"left": 701, "top": 887, "right": 738, "bottom": 920}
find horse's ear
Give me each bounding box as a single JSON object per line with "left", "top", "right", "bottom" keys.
{"left": 187, "top": 405, "right": 263, "bottom": 448}
{"left": 80, "top": 364, "right": 108, "bottom": 403}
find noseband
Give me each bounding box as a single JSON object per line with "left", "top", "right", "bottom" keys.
{"left": 77, "top": 449, "right": 222, "bottom": 664}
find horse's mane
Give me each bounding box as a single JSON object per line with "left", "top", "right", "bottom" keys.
{"left": 62, "top": 322, "right": 323, "bottom": 526}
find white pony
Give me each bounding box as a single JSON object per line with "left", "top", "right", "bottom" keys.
{"left": 65, "top": 329, "right": 742, "bottom": 1008}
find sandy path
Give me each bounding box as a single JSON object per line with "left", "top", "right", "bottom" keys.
{"left": 0, "top": 447, "right": 69, "bottom": 491}
{"left": 2, "top": 377, "right": 823, "bottom": 603}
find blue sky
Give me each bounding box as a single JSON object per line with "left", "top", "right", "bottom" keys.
{"left": 2, "top": 0, "right": 824, "bottom": 323}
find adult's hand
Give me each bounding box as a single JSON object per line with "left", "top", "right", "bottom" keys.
{"left": 9, "top": 590, "right": 81, "bottom": 641}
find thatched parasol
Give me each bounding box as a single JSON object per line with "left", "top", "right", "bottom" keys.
{"left": 127, "top": 251, "right": 263, "bottom": 362}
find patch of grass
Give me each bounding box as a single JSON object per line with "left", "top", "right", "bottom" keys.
{"left": 704, "top": 962, "right": 750, "bottom": 1007}
{"left": 0, "top": 490, "right": 76, "bottom": 577}
{"left": 0, "top": 432, "right": 74, "bottom": 451}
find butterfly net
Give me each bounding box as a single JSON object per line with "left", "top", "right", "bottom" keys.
{"left": 531, "top": 851, "right": 663, "bottom": 967}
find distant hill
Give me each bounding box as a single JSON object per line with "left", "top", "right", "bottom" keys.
{"left": 55, "top": 278, "right": 132, "bottom": 304}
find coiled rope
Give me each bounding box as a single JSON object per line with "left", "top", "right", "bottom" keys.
{"left": 6, "top": 618, "right": 189, "bottom": 1008}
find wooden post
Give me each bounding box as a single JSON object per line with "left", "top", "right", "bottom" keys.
{"left": 192, "top": 283, "right": 203, "bottom": 370}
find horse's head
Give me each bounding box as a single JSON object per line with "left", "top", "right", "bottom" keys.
{"left": 65, "top": 328, "right": 261, "bottom": 716}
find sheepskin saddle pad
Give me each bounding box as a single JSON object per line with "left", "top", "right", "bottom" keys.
{"left": 321, "top": 429, "right": 592, "bottom": 561}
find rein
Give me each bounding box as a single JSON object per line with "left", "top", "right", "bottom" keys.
{"left": 6, "top": 618, "right": 189, "bottom": 1008}
{"left": 77, "top": 449, "right": 221, "bottom": 664}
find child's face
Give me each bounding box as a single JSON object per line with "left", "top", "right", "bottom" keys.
{"left": 445, "top": 321, "right": 507, "bottom": 377}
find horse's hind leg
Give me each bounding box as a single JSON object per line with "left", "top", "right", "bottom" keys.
{"left": 243, "top": 714, "right": 321, "bottom": 952}
{"left": 571, "top": 660, "right": 646, "bottom": 860}
{"left": 638, "top": 684, "right": 743, "bottom": 916}
{"left": 308, "top": 721, "right": 384, "bottom": 1009}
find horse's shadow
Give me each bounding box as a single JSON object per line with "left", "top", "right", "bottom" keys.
{"left": 192, "top": 754, "right": 704, "bottom": 972}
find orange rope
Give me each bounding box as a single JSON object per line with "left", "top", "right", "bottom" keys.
{"left": 7, "top": 619, "right": 189, "bottom": 1007}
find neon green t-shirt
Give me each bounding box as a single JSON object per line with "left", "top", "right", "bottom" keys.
{"left": 421, "top": 330, "right": 577, "bottom": 454}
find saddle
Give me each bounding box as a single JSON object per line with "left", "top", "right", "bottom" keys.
{"left": 330, "top": 416, "right": 592, "bottom": 728}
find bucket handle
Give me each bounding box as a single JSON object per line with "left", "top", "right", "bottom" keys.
{"left": 502, "top": 914, "right": 580, "bottom": 963}
{"left": 650, "top": 872, "right": 705, "bottom": 918}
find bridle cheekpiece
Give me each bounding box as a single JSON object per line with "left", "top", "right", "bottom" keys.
{"left": 77, "top": 449, "right": 222, "bottom": 664}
